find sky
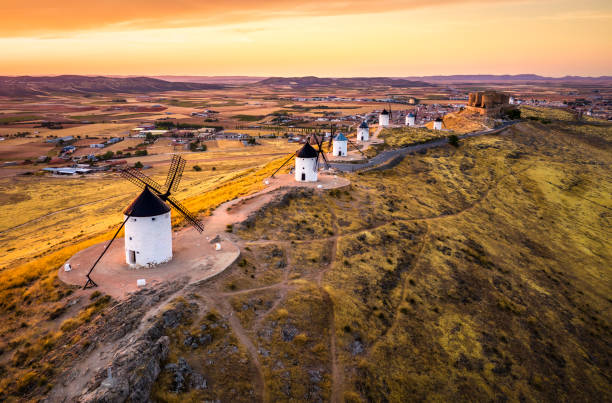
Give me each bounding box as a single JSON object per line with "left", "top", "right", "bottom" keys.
{"left": 1, "top": 0, "right": 611, "bottom": 77}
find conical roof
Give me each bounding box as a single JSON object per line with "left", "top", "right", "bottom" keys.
{"left": 359, "top": 121, "right": 369, "bottom": 128}
{"left": 296, "top": 142, "right": 318, "bottom": 158}
{"left": 408, "top": 112, "right": 415, "bottom": 117}
{"left": 124, "top": 186, "right": 170, "bottom": 217}
{"left": 334, "top": 133, "right": 348, "bottom": 142}
{"left": 435, "top": 117, "right": 443, "bottom": 122}
{"left": 381, "top": 109, "right": 389, "bottom": 115}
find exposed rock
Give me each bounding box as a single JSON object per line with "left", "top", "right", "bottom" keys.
{"left": 75, "top": 293, "right": 194, "bottom": 402}
{"left": 350, "top": 340, "right": 364, "bottom": 355}
{"left": 281, "top": 325, "right": 299, "bottom": 342}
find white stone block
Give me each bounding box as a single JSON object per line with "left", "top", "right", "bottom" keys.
{"left": 137, "top": 279, "right": 146, "bottom": 287}
{"left": 215, "top": 243, "right": 222, "bottom": 251}
{"left": 64, "top": 263, "right": 72, "bottom": 272}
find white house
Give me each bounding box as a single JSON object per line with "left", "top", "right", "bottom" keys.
{"left": 332, "top": 133, "right": 348, "bottom": 157}
{"left": 123, "top": 187, "right": 173, "bottom": 267}
{"left": 357, "top": 121, "right": 369, "bottom": 141}
{"left": 433, "top": 117, "right": 443, "bottom": 131}
{"left": 406, "top": 113, "right": 416, "bottom": 127}
{"left": 294, "top": 143, "right": 318, "bottom": 182}
{"left": 379, "top": 109, "right": 390, "bottom": 126}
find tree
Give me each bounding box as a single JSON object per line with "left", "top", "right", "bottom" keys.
{"left": 193, "top": 165, "right": 202, "bottom": 171}
{"left": 134, "top": 161, "right": 143, "bottom": 169}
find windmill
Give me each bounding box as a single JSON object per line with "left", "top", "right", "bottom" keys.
{"left": 83, "top": 154, "right": 204, "bottom": 289}
{"left": 270, "top": 132, "right": 330, "bottom": 180}
{"left": 433, "top": 116, "right": 445, "bottom": 130}
{"left": 329, "top": 123, "right": 366, "bottom": 157}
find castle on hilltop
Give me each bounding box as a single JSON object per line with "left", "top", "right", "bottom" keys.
{"left": 467, "top": 91, "right": 515, "bottom": 117}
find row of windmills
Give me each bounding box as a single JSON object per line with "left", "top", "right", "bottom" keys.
{"left": 380, "top": 106, "right": 445, "bottom": 130}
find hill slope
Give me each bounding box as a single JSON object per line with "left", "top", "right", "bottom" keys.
{"left": 0, "top": 120, "right": 610, "bottom": 401}
{"left": 0, "top": 75, "right": 224, "bottom": 96}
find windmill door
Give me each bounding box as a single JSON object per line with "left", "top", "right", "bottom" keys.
{"left": 129, "top": 250, "right": 136, "bottom": 264}
{"left": 301, "top": 173, "right": 306, "bottom": 181}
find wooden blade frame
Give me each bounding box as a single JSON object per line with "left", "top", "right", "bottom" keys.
{"left": 165, "top": 155, "right": 186, "bottom": 193}
{"left": 166, "top": 195, "right": 204, "bottom": 233}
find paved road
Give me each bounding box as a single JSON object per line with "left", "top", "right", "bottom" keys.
{"left": 329, "top": 121, "right": 520, "bottom": 172}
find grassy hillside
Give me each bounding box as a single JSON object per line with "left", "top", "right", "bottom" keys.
{"left": 188, "top": 120, "right": 609, "bottom": 401}
{"left": 1, "top": 119, "right": 610, "bottom": 401}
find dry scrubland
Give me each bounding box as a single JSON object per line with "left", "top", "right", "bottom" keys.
{"left": 161, "top": 120, "right": 608, "bottom": 401}
{"left": 0, "top": 107, "right": 610, "bottom": 401}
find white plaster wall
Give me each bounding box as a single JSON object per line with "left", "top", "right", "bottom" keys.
{"left": 357, "top": 127, "right": 369, "bottom": 141}
{"left": 124, "top": 212, "right": 172, "bottom": 267}
{"left": 379, "top": 114, "right": 389, "bottom": 127}
{"left": 406, "top": 116, "right": 415, "bottom": 126}
{"left": 332, "top": 140, "right": 348, "bottom": 156}
{"left": 433, "top": 121, "right": 443, "bottom": 130}
{"left": 294, "top": 157, "right": 318, "bottom": 182}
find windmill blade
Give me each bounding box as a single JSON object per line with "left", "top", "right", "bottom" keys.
{"left": 166, "top": 196, "right": 204, "bottom": 233}
{"left": 318, "top": 148, "right": 330, "bottom": 169}
{"left": 314, "top": 133, "right": 330, "bottom": 169}
{"left": 346, "top": 138, "right": 366, "bottom": 157}
{"left": 165, "top": 155, "right": 186, "bottom": 193}
{"left": 327, "top": 124, "right": 334, "bottom": 147}
{"left": 270, "top": 153, "right": 296, "bottom": 178}
{"left": 120, "top": 167, "right": 165, "bottom": 195}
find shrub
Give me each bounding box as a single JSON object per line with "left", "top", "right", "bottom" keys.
{"left": 133, "top": 161, "right": 143, "bottom": 169}
{"left": 448, "top": 134, "right": 460, "bottom": 147}
{"left": 193, "top": 165, "right": 202, "bottom": 172}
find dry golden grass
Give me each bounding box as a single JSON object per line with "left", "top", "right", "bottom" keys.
{"left": 230, "top": 121, "right": 611, "bottom": 401}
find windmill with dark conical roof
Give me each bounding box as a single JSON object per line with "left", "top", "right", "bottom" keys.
{"left": 270, "top": 133, "right": 331, "bottom": 182}
{"left": 83, "top": 155, "right": 204, "bottom": 289}
{"left": 357, "top": 120, "right": 369, "bottom": 141}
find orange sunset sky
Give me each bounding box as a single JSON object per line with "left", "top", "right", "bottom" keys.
{"left": 1, "top": 0, "right": 611, "bottom": 76}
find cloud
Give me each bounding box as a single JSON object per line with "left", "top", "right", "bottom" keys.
{"left": 0, "top": 0, "right": 517, "bottom": 37}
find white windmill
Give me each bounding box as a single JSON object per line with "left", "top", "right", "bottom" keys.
{"left": 83, "top": 155, "right": 204, "bottom": 288}
{"left": 357, "top": 121, "right": 369, "bottom": 141}
{"left": 332, "top": 133, "right": 348, "bottom": 157}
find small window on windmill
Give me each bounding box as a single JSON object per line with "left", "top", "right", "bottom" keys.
{"left": 152, "top": 217, "right": 155, "bottom": 221}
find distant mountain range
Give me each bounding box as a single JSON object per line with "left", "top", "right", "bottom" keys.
{"left": 254, "top": 76, "right": 436, "bottom": 88}
{"left": 1, "top": 74, "right": 609, "bottom": 97}
{"left": 0, "top": 75, "right": 224, "bottom": 96}
{"left": 401, "top": 74, "right": 612, "bottom": 84}
{"left": 151, "top": 76, "right": 265, "bottom": 85}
